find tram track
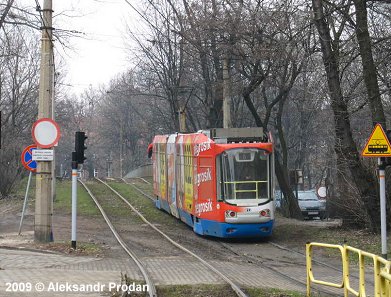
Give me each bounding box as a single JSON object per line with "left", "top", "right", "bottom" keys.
{"left": 119, "top": 178, "right": 351, "bottom": 296}
{"left": 124, "top": 178, "right": 352, "bottom": 270}
{"left": 85, "top": 178, "right": 249, "bottom": 297}
{"left": 79, "top": 179, "right": 157, "bottom": 297}
{"left": 219, "top": 241, "right": 341, "bottom": 297}
{"left": 122, "top": 179, "right": 382, "bottom": 296}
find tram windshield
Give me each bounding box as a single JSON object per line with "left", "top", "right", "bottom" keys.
{"left": 217, "top": 148, "right": 271, "bottom": 205}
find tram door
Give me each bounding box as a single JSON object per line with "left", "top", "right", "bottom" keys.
{"left": 167, "top": 134, "right": 179, "bottom": 218}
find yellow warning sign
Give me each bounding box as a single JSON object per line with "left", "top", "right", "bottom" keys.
{"left": 362, "top": 124, "right": 391, "bottom": 157}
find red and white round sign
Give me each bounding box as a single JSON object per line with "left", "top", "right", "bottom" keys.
{"left": 32, "top": 118, "right": 61, "bottom": 148}
{"left": 317, "top": 186, "right": 327, "bottom": 198}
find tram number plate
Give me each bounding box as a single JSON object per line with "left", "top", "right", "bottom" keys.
{"left": 308, "top": 211, "right": 319, "bottom": 215}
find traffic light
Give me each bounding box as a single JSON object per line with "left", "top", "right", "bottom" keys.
{"left": 75, "top": 131, "right": 87, "bottom": 164}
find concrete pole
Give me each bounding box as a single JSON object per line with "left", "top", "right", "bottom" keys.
{"left": 35, "top": 0, "right": 54, "bottom": 243}
{"left": 223, "top": 58, "right": 231, "bottom": 128}
{"left": 178, "top": 108, "right": 186, "bottom": 133}
{"left": 119, "top": 115, "right": 123, "bottom": 178}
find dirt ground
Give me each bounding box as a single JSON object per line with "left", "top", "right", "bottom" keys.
{"left": 0, "top": 196, "right": 125, "bottom": 258}
{"left": 0, "top": 187, "right": 348, "bottom": 297}
{"left": 0, "top": 190, "right": 341, "bottom": 260}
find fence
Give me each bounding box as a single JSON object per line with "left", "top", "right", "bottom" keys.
{"left": 124, "top": 164, "right": 152, "bottom": 178}
{"left": 306, "top": 242, "right": 391, "bottom": 296}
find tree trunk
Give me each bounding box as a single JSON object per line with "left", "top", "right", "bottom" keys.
{"left": 312, "top": 0, "right": 380, "bottom": 232}
{"left": 353, "top": 0, "right": 386, "bottom": 126}
{"left": 243, "top": 92, "right": 302, "bottom": 219}
{"left": 275, "top": 156, "right": 302, "bottom": 219}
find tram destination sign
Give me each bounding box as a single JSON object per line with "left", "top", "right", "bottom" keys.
{"left": 361, "top": 124, "right": 391, "bottom": 157}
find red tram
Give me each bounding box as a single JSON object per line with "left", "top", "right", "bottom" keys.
{"left": 147, "top": 128, "right": 275, "bottom": 238}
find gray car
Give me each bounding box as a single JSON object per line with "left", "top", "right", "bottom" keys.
{"left": 298, "top": 190, "right": 326, "bottom": 219}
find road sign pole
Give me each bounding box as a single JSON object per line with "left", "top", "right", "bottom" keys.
{"left": 18, "top": 171, "right": 33, "bottom": 235}
{"left": 379, "top": 158, "right": 387, "bottom": 259}
{"left": 362, "top": 125, "right": 389, "bottom": 258}
{"left": 71, "top": 159, "right": 78, "bottom": 250}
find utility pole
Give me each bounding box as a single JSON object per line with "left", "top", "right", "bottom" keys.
{"left": 119, "top": 116, "right": 123, "bottom": 178}
{"left": 107, "top": 152, "right": 113, "bottom": 178}
{"left": 35, "top": 0, "right": 54, "bottom": 243}
{"left": 178, "top": 108, "right": 186, "bottom": 133}
{"left": 223, "top": 57, "right": 231, "bottom": 128}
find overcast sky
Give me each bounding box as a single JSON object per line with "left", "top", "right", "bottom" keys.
{"left": 51, "top": 0, "right": 137, "bottom": 94}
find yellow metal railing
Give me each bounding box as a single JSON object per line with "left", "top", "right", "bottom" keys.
{"left": 306, "top": 242, "right": 391, "bottom": 297}
{"left": 224, "top": 180, "right": 268, "bottom": 199}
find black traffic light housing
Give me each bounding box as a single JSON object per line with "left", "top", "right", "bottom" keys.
{"left": 74, "top": 131, "right": 87, "bottom": 164}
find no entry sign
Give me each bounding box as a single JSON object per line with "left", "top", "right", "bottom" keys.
{"left": 32, "top": 118, "right": 61, "bottom": 148}
{"left": 21, "top": 145, "right": 37, "bottom": 172}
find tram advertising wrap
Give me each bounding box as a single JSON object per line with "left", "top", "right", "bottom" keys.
{"left": 148, "top": 128, "right": 275, "bottom": 238}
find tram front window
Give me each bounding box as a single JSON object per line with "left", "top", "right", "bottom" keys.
{"left": 217, "top": 148, "right": 270, "bottom": 204}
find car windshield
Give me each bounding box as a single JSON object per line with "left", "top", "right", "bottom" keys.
{"left": 217, "top": 148, "right": 271, "bottom": 204}
{"left": 298, "top": 191, "right": 318, "bottom": 201}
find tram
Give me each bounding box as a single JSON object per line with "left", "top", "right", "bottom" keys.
{"left": 147, "top": 128, "right": 275, "bottom": 238}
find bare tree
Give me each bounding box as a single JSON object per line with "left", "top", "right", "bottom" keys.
{"left": 312, "top": 0, "right": 381, "bottom": 231}
{"left": 0, "top": 23, "right": 40, "bottom": 196}
{"left": 0, "top": 0, "right": 16, "bottom": 30}
{"left": 353, "top": 0, "right": 386, "bottom": 125}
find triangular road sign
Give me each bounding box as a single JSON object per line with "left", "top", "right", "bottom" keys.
{"left": 362, "top": 124, "right": 391, "bottom": 157}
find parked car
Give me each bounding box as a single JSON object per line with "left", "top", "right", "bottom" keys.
{"left": 298, "top": 190, "right": 326, "bottom": 219}
{"left": 274, "top": 190, "right": 282, "bottom": 209}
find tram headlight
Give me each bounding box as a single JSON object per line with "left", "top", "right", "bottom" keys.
{"left": 260, "top": 209, "right": 271, "bottom": 217}
{"left": 225, "top": 210, "right": 237, "bottom": 218}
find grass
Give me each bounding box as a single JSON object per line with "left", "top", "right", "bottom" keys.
{"left": 55, "top": 179, "right": 99, "bottom": 216}
{"left": 11, "top": 178, "right": 102, "bottom": 254}
{"left": 31, "top": 241, "right": 102, "bottom": 256}
{"left": 114, "top": 276, "right": 305, "bottom": 297}
{"left": 125, "top": 178, "right": 154, "bottom": 196}
{"left": 273, "top": 220, "right": 386, "bottom": 258}
{"left": 107, "top": 181, "right": 180, "bottom": 227}
{"left": 9, "top": 177, "right": 99, "bottom": 216}
{"left": 12, "top": 177, "right": 388, "bottom": 259}
{"left": 246, "top": 287, "right": 305, "bottom": 297}
{"left": 10, "top": 177, "right": 386, "bottom": 293}
{"left": 156, "top": 284, "right": 239, "bottom": 297}
{"left": 10, "top": 173, "right": 36, "bottom": 198}
{"left": 85, "top": 181, "right": 143, "bottom": 218}
{"left": 111, "top": 179, "right": 388, "bottom": 259}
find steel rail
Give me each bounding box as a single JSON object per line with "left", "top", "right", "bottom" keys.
{"left": 138, "top": 177, "right": 151, "bottom": 184}
{"left": 78, "top": 180, "right": 157, "bottom": 297}
{"left": 124, "top": 178, "right": 347, "bottom": 295}
{"left": 218, "top": 241, "right": 344, "bottom": 296}
{"left": 269, "top": 241, "right": 342, "bottom": 272}
{"left": 98, "top": 177, "right": 248, "bottom": 297}
{"left": 124, "top": 179, "right": 350, "bottom": 275}
{"left": 268, "top": 240, "right": 376, "bottom": 288}
{"left": 121, "top": 178, "right": 155, "bottom": 201}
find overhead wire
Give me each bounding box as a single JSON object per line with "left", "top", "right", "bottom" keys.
{"left": 122, "top": 0, "right": 217, "bottom": 92}
{"left": 123, "top": 0, "right": 162, "bottom": 33}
